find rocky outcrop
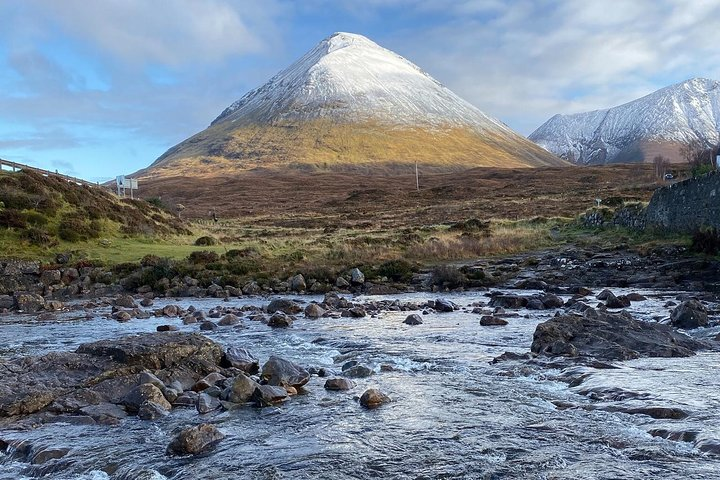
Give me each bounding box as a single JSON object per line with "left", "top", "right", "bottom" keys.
{"left": 531, "top": 310, "right": 706, "bottom": 361}
{"left": 670, "top": 300, "right": 709, "bottom": 329}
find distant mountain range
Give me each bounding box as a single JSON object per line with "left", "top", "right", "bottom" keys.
{"left": 137, "top": 32, "right": 564, "bottom": 178}
{"left": 530, "top": 78, "right": 720, "bottom": 164}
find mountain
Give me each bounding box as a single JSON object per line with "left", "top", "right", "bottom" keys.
{"left": 138, "top": 32, "right": 563, "bottom": 177}
{"left": 529, "top": 78, "right": 720, "bottom": 165}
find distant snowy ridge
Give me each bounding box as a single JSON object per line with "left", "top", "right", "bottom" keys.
{"left": 529, "top": 78, "right": 720, "bottom": 164}
{"left": 211, "top": 32, "right": 512, "bottom": 134}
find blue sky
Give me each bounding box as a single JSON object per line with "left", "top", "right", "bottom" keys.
{"left": 1, "top": 0, "right": 720, "bottom": 181}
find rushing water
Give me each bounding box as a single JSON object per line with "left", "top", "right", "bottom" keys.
{"left": 0, "top": 290, "right": 719, "bottom": 479}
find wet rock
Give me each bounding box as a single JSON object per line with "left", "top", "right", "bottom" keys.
{"left": 622, "top": 407, "right": 689, "bottom": 419}
{"left": 347, "top": 306, "right": 366, "bottom": 318}
{"left": 44, "top": 300, "right": 64, "bottom": 311}
{"left": 359, "top": 388, "right": 391, "bottom": 409}
{"left": 531, "top": 311, "right": 706, "bottom": 360}
{"left": 113, "top": 311, "right": 132, "bottom": 322}
{"left": 166, "top": 424, "right": 224, "bottom": 456}
{"left": 696, "top": 439, "right": 720, "bottom": 455}
{"left": 649, "top": 429, "right": 698, "bottom": 442}
{"left": 162, "top": 305, "right": 180, "bottom": 317}
{"left": 305, "top": 303, "right": 325, "bottom": 318}
{"left": 336, "top": 277, "right": 350, "bottom": 288}
{"left": 157, "top": 325, "right": 179, "bottom": 332}
{"left": 222, "top": 374, "right": 259, "bottom": 403}
{"left": 140, "top": 298, "right": 154, "bottom": 307}
{"left": 526, "top": 298, "right": 546, "bottom": 310}
{"left": 252, "top": 385, "right": 288, "bottom": 406}
{"left": 138, "top": 400, "right": 170, "bottom": 420}
{"left": 242, "top": 281, "right": 262, "bottom": 295}
{"left": 14, "top": 293, "right": 45, "bottom": 313}
{"left": 268, "top": 312, "right": 293, "bottom": 328}
{"left": 173, "top": 391, "right": 199, "bottom": 408}
{"left": 199, "top": 321, "right": 218, "bottom": 331}
{"left": 289, "top": 274, "right": 307, "bottom": 292}
{"left": 196, "top": 392, "right": 221, "bottom": 414}
{"left": 670, "top": 300, "right": 709, "bottom": 330}
{"left": 122, "top": 384, "right": 172, "bottom": 414}
{"left": 261, "top": 356, "right": 310, "bottom": 388}
{"left": 489, "top": 295, "right": 527, "bottom": 309}
{"left": 341, "top": 360, "right": 358, "bottom": 371}
{"left": 218, "top": 314, "right": 241, "bottom": 326}
{"left": 596, "top": 289, "right": 615, "bottom": 300}
{"left": 0, "top": 294, "right": 14, "bottom": 310}
{"left": 267, "top": 299, "right": 302, "bottom": 315}
{"left": 350, "top": 268, "right": 365, "bottom": 285}
{"left": 480, "top": 315, "right": 508, "bottom": 326}
{"left": 604, "top": 292, "right": 631, "bottom": 309}
{"left": 403, "top": 314, "right": 423, "bottom": 325}
{"left": 114, "top": 295, "right": 138, "bottom": 309}
{"left": 79, "top": 403, "right": 127, "bottom": 425}
{"left": 324, "top": 378, "right": 356, "bottom": 391}
{"left": 139, "top": 371, "right": 165, "bottom": 389}
{"left": 343, "top": 365, "right": 374, "bottom": 378}
{"left": 434, "top": 298, "right": 457, "bottom": 312}
{"left": 626, "top": 293, "right": 647, "bottom": 302}
{"left": 193, "top": 372, "right": 226, "bottom": 392}
{"left": 30, "top": 447, "right": 70, "bottom": 465}
{"left": 541, "top": 294, "right": 564, "bottom": 309}
{"left": 221, "top": 347, "right": 259, "bottom": 375}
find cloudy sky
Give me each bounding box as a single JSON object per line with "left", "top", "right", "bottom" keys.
{"left": 1, "top": 0, "right": 720, "bottom": 181}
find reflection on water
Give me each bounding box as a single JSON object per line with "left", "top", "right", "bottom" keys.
{"left": 0, "top": 291, "right": 718, "bottom": 479}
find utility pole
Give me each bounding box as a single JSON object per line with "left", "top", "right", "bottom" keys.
{"left": 415, "top": 162, "right": 419, "bottom": 191}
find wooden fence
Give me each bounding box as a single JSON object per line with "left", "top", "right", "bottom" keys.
{"left": 0, "top": 157, "right": 105, "bottom": 189}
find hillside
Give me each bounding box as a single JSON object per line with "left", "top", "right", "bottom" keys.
{"left": 529, "top": 78, "right": 720, "bottom": 164}
{"left": 0, "top": 169, "right": 189, "bottom": 256}
{"left": 135, "top": 32, "right": 564, "bottom": 178}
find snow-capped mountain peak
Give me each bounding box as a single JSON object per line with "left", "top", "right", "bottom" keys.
{"left": 529, "top": 77, "right": 720, "bottom": 164}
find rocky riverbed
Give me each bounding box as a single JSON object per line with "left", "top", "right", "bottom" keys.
{"left": 1, "top": 284, "right": 719, "bottom": 479}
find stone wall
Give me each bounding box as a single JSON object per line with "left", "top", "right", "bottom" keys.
{"left": 645, "top": 171, "right": 720, "bottom": 232}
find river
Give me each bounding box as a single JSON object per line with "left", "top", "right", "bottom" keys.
{"left": 1, "top": 290, "right": 718, "bottom": 479}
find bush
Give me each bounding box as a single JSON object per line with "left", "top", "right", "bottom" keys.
{"left": 226, "top": 259, "right": 261, "bottom": 275}
{"left": 225, "top": 248, "right": 261, "bottom": 259}
{"left": 195, "top": 236, "right": 218, "bottom": 246}
{"left": 431, "top": 265, "right": 467, "bottom": 289}
{"left": 146, "top": 197, "right": 168, "bottom": 210}
{"left": 22, "top": 227, "right": 56, "bottom": 247}
{"left": 691, "top": 228, "right": 720, "bottom": 256}
{"left": 0, "top": 209, "right": 27, "bottom": 228}
{"left": 24, "top": 211, "right": 49, "bottom": 226}
{"left": 58, "top": 214, "right": 102, "bottom": 242}
{"left": 188, "top": 250, "right": 220, "bottom": 264}
{"left": 449, "top": 218, "right": 491, "bottom": 233}
{"left": 376, "top": 259, "right": 416, "bottom": 282}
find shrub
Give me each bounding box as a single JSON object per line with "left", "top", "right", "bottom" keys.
{"left": 146, "top": 197, "right": 168, "bottom": 210}
{"left": 225, "top": 247, "right": 261, "bottom": 259}
{"left": 691, "top": 228, "right": 720, "bottom": 256}
{"left": 58, "top": 214, "right": 102, "bottom": 242}
{"left": 22, "top": 227, "right": 56, "bottom": 247}
{"left": 376, "top": 259, "right": 416, "bottom": 282}
{"left": 431, "top": 265, "right": 467, "bottom": 289}
{"left": 24, "top": 211, "right": 49, "bottom": 226}
{"left": 449, "top": 218, "right": 491, "bottom": 233}
{"left": 195, "top": 236, "right": 218, "bottom": 246}
{"left": 0, "top": 209, "right": 27, "bottom": 228}
{"left": 226, "top": 259, "right": 261, "bottom": 275}
{"left": 188, "top": 250, "right": 220, "bottom": 264}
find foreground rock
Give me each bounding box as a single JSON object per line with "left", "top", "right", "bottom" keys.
{"left": 166, "top": 424, "right": 224, "bottom": 456}
{"left": 359, "top": 388, "right": 391, "bottom": 409}
{"left": 0, "top": 332, "right": 223, "bottom": 418}
{"left": 531, "top": 310, "right": 706, "bottom": 361}
{"left": 261, "top": 356, "right": 310, "bottom": 388}
{"left": 670, "top": 300, "right": 709, "bottom": 329}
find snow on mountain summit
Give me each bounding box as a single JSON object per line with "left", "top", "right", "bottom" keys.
{"left": 529, "top": 78, "right": 720, "bottom": 164}
{"left": 211, "top": 32, "right": 509, "bottom": 133}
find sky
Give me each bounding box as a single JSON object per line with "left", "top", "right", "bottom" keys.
{"left": 2, "top": 0, "right": 720, "bottom": 181}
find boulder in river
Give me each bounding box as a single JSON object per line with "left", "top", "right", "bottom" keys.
{"left": 252, "top": 385, "right": 289, "bottom": 406}
{"left": 489, "top": 295, "right": 528, "bottom": 309}
{"left": 324, "top": 378, "right": 356, "bottom": 391}
{"left": 261, "top": 356, "right": 310, "bottom": 388}
{"left": 268, "top": 312, "right": 293, "bottom": 328}
{"left": 122, "top": 384, "right": 172, "bottom": 414}
{"left": 531, "top": 311, "right": 706, "bottom": 361}
{"left": 480, "top": 315, "right": 508, "bottom": 326}
{"left": 222, "top": 374, "right": 259, "bottom": 403}
{"left": 305, "top": 303, "right": 325, "bottom": 318}
{"left": 14, "top": 293, "right": 45, "bottom": 313}
{"left": 434, "top": 298, "right": 457, "bottom": 312}
{"left": 166, "top": 424, "right": 224, "bottom": 456}
{"left": 221, "top": 347, "right": 259, "bottom": 374}
{"left": 267, "top": 299, "right": 302, "bottom": 315}
{"left": 403, "top": 314, "right": 423, "bottom": 325}
{"left": 359, "top": 388, "right": 391, "bottom": 408}
{"left": 670, "top": 300, "right": 709, "bottom": 330}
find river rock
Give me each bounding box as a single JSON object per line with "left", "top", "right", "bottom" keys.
{"left": 157, "top": 324, "right": 179, "bottom": 332}
{"left": 359, "top": 388, "right": 391, "bottom": 408}
{"left": 218, "top": 314, "right": 241, "bottom": 326}
{"left": 531, "top": 311, "right": 706, "bottom": 360}
{"left": 268, "top": 312, "right": 293, "bottom": 328}
{"left": 196, "top": 392, "right": 221, "bottom": 414}
{"left": 114, "top": 295, "right": 138, "bottom": 309}
{"left": 604, "top": 292, "right": 631, "bottom": 309}
{"left": 305, "top": 303, "right": 325, "bottom": 318}
{"left": 343, "top": 365, "right": 374, "bottom": 378}
{"left": 434, "top": 298, "right": 457, "bottom": 312}
{"left": 480, "top": 315, "right": 508, "bottom": 326}
{"left": 261, "top": 356, "right": 310, "bottom": 388}
{"left": 267, "top": 299, "right": 302, "bottom": 315}
{"left": 138, "top": 400, "right": 170, "bottom": 420}
{"left": 222, "top": 374, "right": 259, "bottom": 403}
{"left": 193, "top": 372, "right": 226, "bottom": 392}
{"left": 139, "top": 371, "right": 165, "bottom": 389}
{"left": 173, "top": 391, "right": 199, "bottom": 408}
{"left": 166, "top": 424, "right": 224, "bottom": 456}
{"left": 14, "top": 293, "right": 45, "bottom": 313}
{"left": 670, "top": 300, "right": 709, "bottom": 329}
{"left": 122, "top": 384, "right": 172, "bottom": 414}
{"left": 252, "top": 385, "right": 288, "bottom": 406}
{"left": 350, "top": 268, "right": 365, "bottom": 285}
{"left": 489, "top": 295, "right": 528, "bottom": 309}
{"left": 30, "top": 447, "right": 70, "bottom": 465}
{"left": 324, "top": 378, "right": 356, "bottom": 391}
{"left": 78, "top": 403, "right": 127, "bottom": 425}
{"left": 0, "top": 295, "right": 14, "bottom": 310}
{"left": 289, "top": 274, "right": 307, "bottom": 292}
{"left": 163, "top": 304, "right": 180, "bottom": 317}
{"left": 199, "top": 321, "right": 218, "bottom": 331}
{"left": 541, "top": 293, "right": 564, "bottom": 309}
{"left": 222, "top": 347, "right": 259, "bottom": 374}
{"left": 403, "top": 314, "right": 423, "bottom": 325}
{"left": 336, "top": 276, "right": 350, "bottom": 288}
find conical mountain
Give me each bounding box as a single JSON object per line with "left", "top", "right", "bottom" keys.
{"left": 529, "top": 78, "right": 720, "bottom": 164}
{"left": 140, "top": 32, "right": 563, "bottom": 177}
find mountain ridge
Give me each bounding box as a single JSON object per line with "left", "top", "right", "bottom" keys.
{"left": 529, "top": 78, "right": 720, "bottom": 164}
